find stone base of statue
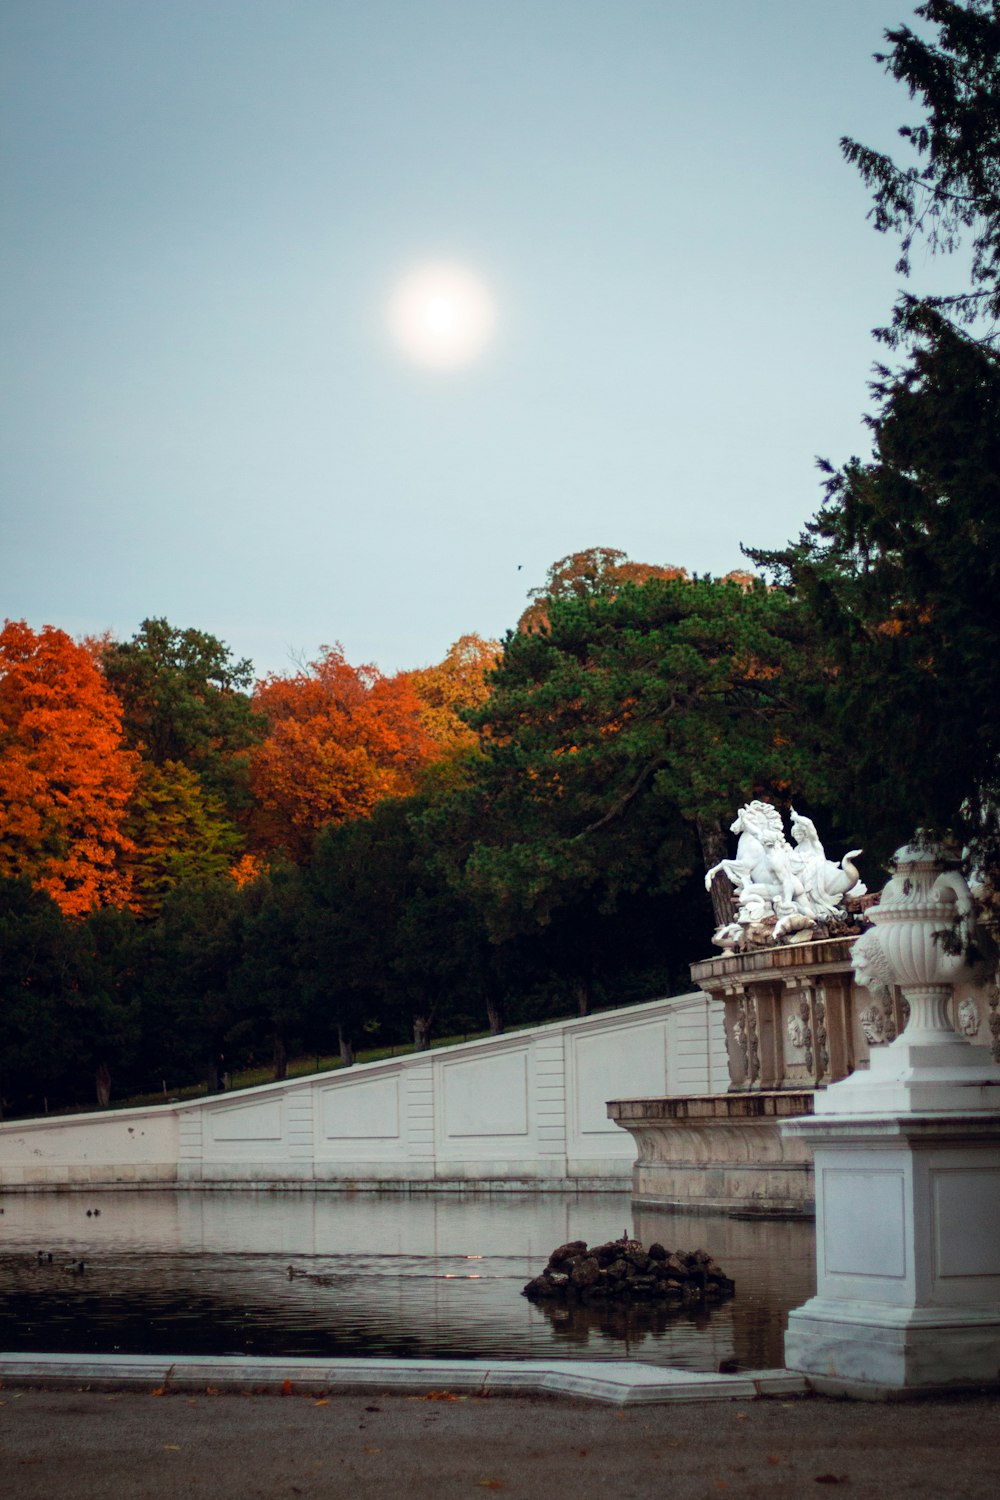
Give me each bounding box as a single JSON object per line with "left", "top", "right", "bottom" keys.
{"left": 782, "top": 842, "right": 1000, "bottom": 1396}
{"left": 782, "top": 1109, "right": 1000, "bottom": 1396}
{"left": 607, "top": 1091, "right": 817, "bottom": 1216}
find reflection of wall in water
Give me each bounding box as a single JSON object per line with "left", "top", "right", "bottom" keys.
{"left": 2, "top": 1186, "right": 642, "bottom": 1259}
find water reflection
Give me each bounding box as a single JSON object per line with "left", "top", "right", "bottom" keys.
{"left": 0, "top": 1191, "right": 815, "bottom": 1370}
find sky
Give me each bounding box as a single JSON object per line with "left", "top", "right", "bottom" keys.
{"left": 0, "top": 0, "right": 952, "bottom": 680}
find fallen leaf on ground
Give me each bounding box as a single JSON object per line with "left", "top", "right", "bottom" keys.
{"left": 314, "top": 1399, "right": 329, "bottom": 1407}
{"left": 363, "top": 1446, "right": 381, "bottom": 1455}
{"left": 767, "top": 1455, "right": 782, "bottom": 1465}
{"left": 281, "top": 1379, "right": 294, "bottom": 1396}
{"left": 424, "top": 1391, "right": 462, "bottom": 1401}
{"left": 477, "top": 1482, "right": 504, "bottom": 1491}
{"left": 814, "top": 1476, "right": 849, "bottom": 1485}
{"left": 163, "top": 1445, "right": 181, "bottom": 1451}
{"left": 151, "top": 1388, "right": 165, "bottom": 1397}
{"left": 204, "top": 1386, "right": 219, "bottom": 1396}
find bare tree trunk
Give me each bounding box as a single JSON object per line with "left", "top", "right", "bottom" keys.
{"left": 413, "top": 1014, "right": 433, "bottom": 1051}
{"left": 697, "top": 814, "right": 736, "bottom": 929}
{"left": 574, "top": 978, "right": 591, "bottom": 1017}
{"left": 337, "top": 1025, "right": 355, "bottom": 1068}
{"left": 272, "top": 1033, "right": 288, "bottom": 1082}
{"left": 486, "top": 993, "right": 505, "bottom": 1036}
{"left": 95, "top": 1062, "right": 111, "bottom": 1109}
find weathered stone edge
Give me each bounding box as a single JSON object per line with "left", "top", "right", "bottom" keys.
{"left": 0, "top": 1352, "right": 809, "bottom": 1406}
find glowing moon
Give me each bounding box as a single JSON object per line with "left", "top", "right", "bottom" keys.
{"left": 387, "top": 261, "right": 497, "bottom": 368}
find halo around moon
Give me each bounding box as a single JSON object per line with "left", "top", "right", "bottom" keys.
{"left": 386, "top": 261, "right": 497, "bottom": 369}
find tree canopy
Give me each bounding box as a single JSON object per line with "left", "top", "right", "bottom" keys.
{"left": 0, "top": 621, "right": 138, "bottom": 914}
{"left": 101, "top": 617, "right": 261, "bottom": 817}
{"left": 249, "top": 645, "right": 437, "bottom": 860}
{"left": 460, "top": 575, "right": 821, "bottom": 936}
{"left": 751, "top": 0, "right": 1000, "bottom": 878}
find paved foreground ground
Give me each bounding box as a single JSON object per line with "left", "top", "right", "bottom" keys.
{"left": 1, "top": 1386, "right": 998, "bottom": 1499}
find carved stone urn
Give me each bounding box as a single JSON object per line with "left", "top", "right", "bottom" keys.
{"left": 816, "top": 842, "right": 1000, "bottom": 1115}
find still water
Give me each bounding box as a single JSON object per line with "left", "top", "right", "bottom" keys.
{"left": 0, "top": 1191, "right": 815, "bottom": 1371}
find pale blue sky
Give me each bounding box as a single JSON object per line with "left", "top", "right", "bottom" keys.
{"left": 1, "top": 1, "right": 947, "bottom": 677}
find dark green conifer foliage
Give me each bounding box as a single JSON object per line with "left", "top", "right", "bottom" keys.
{"left": 750, "top": 0, "right": 1000, "bottom": 878}
{"left": 463, "top": 576, "right": 820, "bottom": 938}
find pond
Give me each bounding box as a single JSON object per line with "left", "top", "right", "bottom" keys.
{"left": 0, "top": 1190, "right": 815, "bottom": 1372}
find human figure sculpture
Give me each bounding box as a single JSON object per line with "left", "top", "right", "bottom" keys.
{"left": 789, "top": 809, "right": 865, "bottom": 916}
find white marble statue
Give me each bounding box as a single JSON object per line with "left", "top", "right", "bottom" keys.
{"left": 706, "top": 802, "right": 866, "bottom": 948}
{"left": 789, "top": 809, "right": 865, "bottom": 916}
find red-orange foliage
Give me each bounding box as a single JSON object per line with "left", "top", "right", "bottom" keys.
{"left": 0, "top": 620, "right": 138, "bottom": 914}
{"left": 249, "top": 645, "right": 437, "bottom": 859}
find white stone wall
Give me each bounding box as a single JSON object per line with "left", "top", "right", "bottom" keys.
{"left": 0, "top": 992, "right": 726, "bottom": 1191}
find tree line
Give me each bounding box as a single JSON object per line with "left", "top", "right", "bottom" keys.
{"left": 3, "top": 2, "right": 998, "bottom": 1119}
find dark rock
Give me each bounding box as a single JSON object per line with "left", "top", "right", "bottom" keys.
{"left": 522, "top": 1239, "right": 734, "bottom": 1308}
{"left": 549, "top": 1240, "right": 588, "bottom": 1267}
{"left": 569, "top": 1256, "right": 601, "bottom": 1289}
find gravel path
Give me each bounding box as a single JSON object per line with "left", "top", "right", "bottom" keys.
{"left": 2, "top": 1386, "right": 999, "bottom": 1499}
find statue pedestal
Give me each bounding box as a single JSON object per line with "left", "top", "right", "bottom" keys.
{"left": 782, "top": 841, "right": 1000, "bottom": 1394}
{"left": 782, "top": 1111, "right": 1000, "bottom": 1396}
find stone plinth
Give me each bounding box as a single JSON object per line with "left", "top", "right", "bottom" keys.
{"left": 690, "top": 939, "right": 996, "bottom": 1094}
{"left": 693, "top": 938, "right": 883, "bottom": 1092}
{"left": 607, "top": 1092, "right": 816, "bottom": 1215}
{"left": 782, "top": 1112, "right": 1000, "bottom": 1396}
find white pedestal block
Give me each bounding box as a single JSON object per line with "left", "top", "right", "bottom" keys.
{"left": 782, "top": 1113, "right": 1000, "bottom": 1396}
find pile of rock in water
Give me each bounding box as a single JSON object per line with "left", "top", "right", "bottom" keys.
{"left": 523, "top": 1237, "right": 735, "bottom": 1306}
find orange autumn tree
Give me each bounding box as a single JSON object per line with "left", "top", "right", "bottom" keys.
{"left": 249, "top": 644, "right": 437, "bottom": 860}
{"left": 517, "top": 547, "right": 688, "bottom": 634}
{"left": 0, "top": 620, "right": 138, "bottom": 914}
{"left": 404, "top": 634, "right": 501, "bottom": 755}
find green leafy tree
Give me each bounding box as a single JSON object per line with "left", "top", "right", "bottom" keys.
{"left": 750, "top": 1, "right": 1000, "bottom": 879}
{"left": 125, "top": 760, "right": 244, "bottom": 918}
{"left": 102, "top": 618, "right": 262, "bottom": 818}
{"left": 460, "top": 575, "right": 820, "bottom": 946}
{"left": 135, "top": 877, "right": 243, "bottom": 1094}
{"left": 0, "top": 877, "right": 79, "bottom": 1117}
{"left": 298, "top": 789, "right": 498, "bottom": 1055}
{"left": 0, "top": 878, "right": 139, "bottom": 1116}
{"left": 229, "top": 864, "right": 309, "bottom": 1081}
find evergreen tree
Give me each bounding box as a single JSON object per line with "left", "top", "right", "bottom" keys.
{"left": 750, "top": 1, "right": 1000, "bottom": 879}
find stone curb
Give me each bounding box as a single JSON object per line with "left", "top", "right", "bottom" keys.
{"left": 0, "top": 1353, "right": 810, "bottom": 1406}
